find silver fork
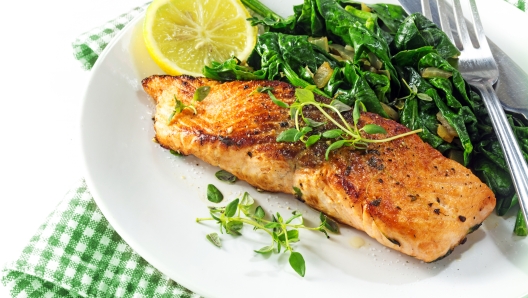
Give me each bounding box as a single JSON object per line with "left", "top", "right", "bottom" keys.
{"left": 422, "top": 0, "right": 528, "bottom": 221}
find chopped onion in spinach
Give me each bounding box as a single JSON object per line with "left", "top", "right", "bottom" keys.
{"left": 201, "top": 0, "right": 527, "bottom": 235}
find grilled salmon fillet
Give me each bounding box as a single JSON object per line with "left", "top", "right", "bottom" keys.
{"left": 142, "top": 75, "right": 495, "bottom": 262}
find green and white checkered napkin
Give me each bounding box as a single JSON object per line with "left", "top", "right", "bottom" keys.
{"left": 72, "top": 3, "right": 148, "bottom": 70}
{"left": 2, "top": 1, "right": 526, "bottom": 297}
{"left": 1, "top": 4, "right": 201, "bottom": 296}
{"left": 1, "top": 180, "right": 200, "bottom": 298}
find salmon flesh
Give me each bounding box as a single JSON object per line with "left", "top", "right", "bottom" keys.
{"left": 142, "top": 75, "right": 496, "bottom": 262}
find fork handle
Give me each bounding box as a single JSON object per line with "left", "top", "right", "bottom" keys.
{"left": 473, "top": 81, "right": 528, "bottom": 222}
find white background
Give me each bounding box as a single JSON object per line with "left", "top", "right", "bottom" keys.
{"left": 0, "top": 0, "right": 526, "bottom": 297}
{"left": 0, "top": 0, "right": 145, "bottom": 296}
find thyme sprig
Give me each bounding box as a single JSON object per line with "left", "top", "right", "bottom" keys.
{"left": 391, "top": 79, "right": 433, "bottom": 111}
{"left": 268, "top": 86, "right": 422, "bottom": 159}
{"left": 168, "top": 86, "right": 211, "bottom": 122}
{"left": 397, "top": 79, "right": 433, "bottom": 102}
{"left": 196, "top": 191, "right": 336, "bottom": 277}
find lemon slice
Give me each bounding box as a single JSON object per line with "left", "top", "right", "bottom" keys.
{"left": 143, "top": 0, "right": 257, "bottom": 76}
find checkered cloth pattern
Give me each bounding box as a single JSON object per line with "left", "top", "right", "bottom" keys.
{"left": 72, "top": 3, "right": 149, "bottom": 70}
{"left": 2, "top": 1, "right": 526, "bottom": 297}
{"left": 1, "top": 180, "right": 201, "bottom": 297}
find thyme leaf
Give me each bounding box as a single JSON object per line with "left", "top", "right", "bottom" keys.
{"left": 168, "top": 95, "right": 197, "bottom": 122}
{"left": 169, "top": 149, "right": 183, "bottom": 156}
{"left": 224, "top": 198, "right": 239, "bottom": 217}
{"left": 305, "top": 134, "right": 321, "bottom": 147}
{"left": 206, "top": 233, "right": 222, "bottom": 247}
{"left": 207, "top": 184, "right": 224, "bottom": 203}
{"left": 320, "top": 212, "right": 340, "bottom": 234}
{"left": 254, "top": 245, "right": 274, "bottom": 254}
{"left": 330, "top": 100, "right": 352, "bottom": 112}
{"left": 304, "top": 117, "right": 325, "bottom": 127}
{"left": 215, "top": 170, "right": 237, "bottom": 184}
{"left": 361, "top": 124, "right": 387, "bottom": 135}
{"left": 269, "top": 88, "right": 422, "bottom": 159}
{"left": 289, "top": 252, "right": 306, "bottom": 277}
{"left": 193, "top": 86, "right": 211, "bottom": 102}
{"left": 168, "top": 87, "right": 210, "bottom": 122}
{"left": 292, "top": 186, "right": 303, "bottom": 200}
{"left": 267, "top": 90, "right": 289, "bottom": 108}
{"left": 276, "top": 128, "right": 299, "bottom": 142}
{"left": 322, "top": 129, "right": 344, "bottom": 139}
{"left": 196, "top": 190, "right": 331, "bottom": 277}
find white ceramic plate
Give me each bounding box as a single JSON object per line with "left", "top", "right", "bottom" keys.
{"left": 80, "top": 1, "right": 528, "bottom": 297}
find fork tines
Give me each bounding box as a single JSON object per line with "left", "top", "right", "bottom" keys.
{"left": 421, "top": 0, "right": 489, "bottom": 52}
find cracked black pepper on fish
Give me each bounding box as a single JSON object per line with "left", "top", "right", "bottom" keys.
{"left": 142, "top": 75, "right": 495, "bottom": 262}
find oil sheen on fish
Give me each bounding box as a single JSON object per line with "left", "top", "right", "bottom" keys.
{"left": 142, "top": 75, "right": 496, "bottom": 262}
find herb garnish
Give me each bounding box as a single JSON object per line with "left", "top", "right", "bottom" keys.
{"left": 206, "top": 233, "right": 222, "bottom": 247}
{"left": 169, "top": 149, "right": 183, "bottom": 156}
{"left": 397, "top": 79, "right": 433, "bottom": 102}
{"left": 196, "top": 191, "right": 334, "bottom": 277}
{"left": 194, "top": 86, "right": 211, "bottom": 101}
{"left": 250, "top": 85, "right": 275, "bottom": 97}
{"left": 168, "top": 86, "right": 211, "bottom": 122}
{"left": 270, "top": 87, "right": 422, "bottom": 159}
{"left": 215, "top": 169, "right": 238, "bottom": 184}
{"left": 206, "top": 184, "right": 224, "bottom": 203}
{"left": 204, "top": 0, "right": 528, "bottom": 235}
{"left": 320, "top": 212, "right": 340, "bottom": 234}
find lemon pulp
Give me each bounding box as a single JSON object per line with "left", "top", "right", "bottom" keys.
{"left": 143, "top": 0, "right": 257, "bottom": 76}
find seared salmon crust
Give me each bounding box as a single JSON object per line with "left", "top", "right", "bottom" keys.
{"left": 142, "top": 75, "right": 496, "bottom": 262}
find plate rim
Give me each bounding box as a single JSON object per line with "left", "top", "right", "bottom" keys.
{"left": 79, "top": 1, "right": 528, "bottom": 297}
